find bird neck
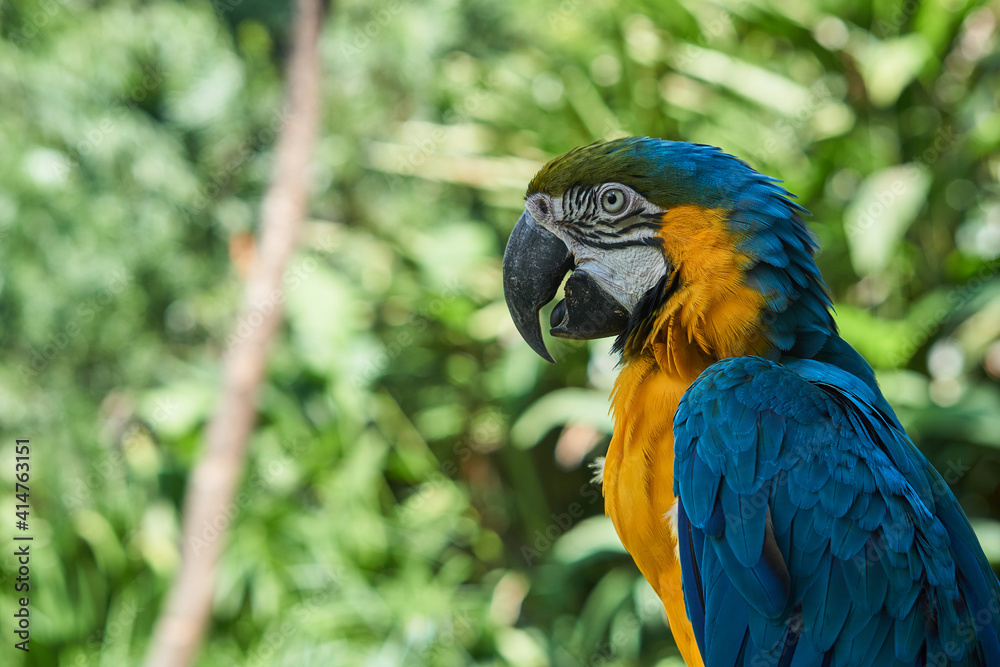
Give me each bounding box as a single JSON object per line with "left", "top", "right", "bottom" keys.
{"left": 617, "top": 204, "right": 776, "bottom": 370}
{"left": 615, "top": 198, "right": 837, "bottom": 367}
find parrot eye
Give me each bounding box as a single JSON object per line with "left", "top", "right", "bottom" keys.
{"left": 601, "top": 187, "right": 626, "bottom": 214}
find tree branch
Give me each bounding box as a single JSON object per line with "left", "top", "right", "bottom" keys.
{"left": 143, "top": 1, "right": 325, "bottom": 664}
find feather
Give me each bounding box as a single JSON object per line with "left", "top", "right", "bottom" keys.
{"left": 829, "top": 516, "right": 869, "bottom": 560}
{"left": 801, "top": 553, "right": 851, "bottom": 651}
{"left": 893, "top": 604, "right": 926, "bottom": 663}
{"left": 672, "top": 355, "right": 1000, "bottom": 667}
{"left": 720, "top": 484, "right": 768, "bottom": 566}
{"left": 683, "top": 451, "right": 722, "bottom": 528}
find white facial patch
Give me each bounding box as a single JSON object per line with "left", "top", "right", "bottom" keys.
{"left": 571, "top": 244, "right": 666, "bottom": 310}
{"left": 526, "top": 184, "right": 669, "bottom": 313}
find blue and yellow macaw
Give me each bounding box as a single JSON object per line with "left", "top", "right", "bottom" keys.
{"left": 503, "top": 138, "right": 1000, "bottom": 666}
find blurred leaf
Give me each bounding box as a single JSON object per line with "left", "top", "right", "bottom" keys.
{"left": 511, "top": 388, "right": 613, "bottom": 449}
{"left": 495, "top": 626, "right": 549, "bottom": 667}
{"left": 971, "top": 519, "right": 1000, "bottom": 565}
{"left": 844, "top": 164, "right": 931, "bottom": 276}
{"left": 850, "top": 34, "right": 930, "bottom": 108}
{"left": 552, "top": 516, "right": 626, "bottom": 564}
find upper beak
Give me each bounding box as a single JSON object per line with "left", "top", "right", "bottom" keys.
{"left": 502, "top": 211, "right": 631, "bottom": 362}
{"left": 502, "top": 211, "right": 573, "bottom": 362}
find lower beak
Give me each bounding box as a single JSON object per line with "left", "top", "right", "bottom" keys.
{"left": 502, "top": 211, "right": 630, "bottom": 362}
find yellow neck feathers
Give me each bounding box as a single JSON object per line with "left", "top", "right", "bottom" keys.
{"left": 638, "top": 204, "right": 769, "bottom": 370}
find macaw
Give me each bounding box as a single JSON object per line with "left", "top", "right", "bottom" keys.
{"left": 502, "top": 137, "right": 1000, "bottom": 666}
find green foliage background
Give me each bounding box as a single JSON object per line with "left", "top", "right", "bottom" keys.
{"left": 2, "top": 0, "right": 1000, "bottom": 664}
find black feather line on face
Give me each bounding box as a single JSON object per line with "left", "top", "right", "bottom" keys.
{"left": 616, "top": 220, "right": 661, "bottom": 234}
{"left": 591, "top": 227, "right": 626, "bottom": 239}
{"left": 573, "top": 236, "right": 655, "bottom": 250}
{"left": 573, "top": 229, "right": 607, "bottom": 244}
{"left": 612, "top": 268, "right": 680, "bottom": 354}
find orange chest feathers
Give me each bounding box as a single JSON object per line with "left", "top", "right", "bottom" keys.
{"left": 603, "top": 355, "right": 706, "bottom": 667}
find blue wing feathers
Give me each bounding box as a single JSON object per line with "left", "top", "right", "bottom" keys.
{"left": 713, "top": 532, "right": 788, "bottom": 618}
{"left": 674, "top": 352, "right": 1000, "bottom": 666}
{"left": 682, "top": 453, "right": 721, "bottom": 528}
{"left": 721, "top": 485, "right": 766, "bottom": 566}
{"left": 829, "top": 515, "right": 868, "bottom": 558}
{"left": 679, "top": 507, "right": 707, "bottom": 648}
{"left": 855, "top": 613, "right": 894, "bottom": 666}
{"left": 704, "top": 545, "right": 751, "bottom": 666}
{"left": 857, "top": 493, "right": 887, "bottom": 531}
{"left": 788, "top": 639, "right": 827, "bottom": 667}
{"left": 729, "top": 441, "right": 759, "bottom": 493}
{"left": 817, "top": 478, "right": 854, "bottom": 517}
{"left": 894, "top": 605, "right": 925, "bottom": 663}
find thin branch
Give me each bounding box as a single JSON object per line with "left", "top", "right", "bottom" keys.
{"left": 143, "top": 1, "right": 325, "bottom": 665}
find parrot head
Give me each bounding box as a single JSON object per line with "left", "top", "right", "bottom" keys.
{"left": 503, "top": 137, "right": 833, "bottom": 363}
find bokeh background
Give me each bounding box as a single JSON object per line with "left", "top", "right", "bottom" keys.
{"left": 3, "top": 0, "right": 1000, "bottom": 664}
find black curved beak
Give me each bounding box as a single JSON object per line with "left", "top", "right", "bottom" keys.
{"left": 502, "top": 211, "right": 573, "bottom": 362}
{"left": 502, "top": 211, "right": 630, "bottom": 362}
